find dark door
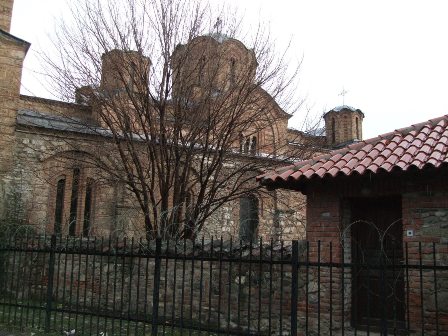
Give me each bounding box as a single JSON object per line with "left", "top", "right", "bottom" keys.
{"left": 350, "top": 196, "right": 405, "bottom": 330}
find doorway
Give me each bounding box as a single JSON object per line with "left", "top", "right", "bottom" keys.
{"left": 350, "top": 196, "right": 405, "bottom": 330}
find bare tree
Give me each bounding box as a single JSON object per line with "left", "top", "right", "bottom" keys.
{"left": 40, "top": 0, "right": 314, "bottom": 239}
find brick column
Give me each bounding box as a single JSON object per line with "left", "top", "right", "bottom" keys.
{"left": 0, "top": 0, "right": 14, "bottom": 33}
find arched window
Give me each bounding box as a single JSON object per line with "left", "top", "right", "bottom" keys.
{"left": 48, "top": 152, "right": 96, "bottom": 236}
{"left": 54, "top": 177, "right": 66, "bottom": 234}
{"left": 239, "top": 195, "right": 259, "bottom": 242}
{"left": 332, "top": 118, "right": 336, "bottom": 144}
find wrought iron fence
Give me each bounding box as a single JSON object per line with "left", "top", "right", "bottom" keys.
{"left": 0, "top": 235, "right": 446, "bottom": 335}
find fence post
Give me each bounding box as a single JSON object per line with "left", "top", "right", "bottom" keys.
{"left": 291, "top": 240, "right": 299, "bottom": 336}
{"left": 45, "top": 235, "right": 57, "bottom": 332}
{"left": 151, "top": 238, "right": 162, "bottom": 336}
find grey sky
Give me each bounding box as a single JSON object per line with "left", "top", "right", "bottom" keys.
{"left": 10, "top": 0, "right": 448, "bottom": 139}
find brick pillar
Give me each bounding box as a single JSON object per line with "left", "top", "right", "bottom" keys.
{"left": 0, "top": 38, "right": 27, "bottom": 173}
{"left": 0, "top": 29, "right": 29, "bottom": 218}
{"left": 0, "top": 0, "right": 14, "bottom": 33}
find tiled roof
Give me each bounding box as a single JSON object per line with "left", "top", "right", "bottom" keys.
{"left": 258, "top": 115, "right": 448, "bottom": 186}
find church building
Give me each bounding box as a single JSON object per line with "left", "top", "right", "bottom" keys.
{"left": 0, "top": 0, "right": 363, "bottom": 240}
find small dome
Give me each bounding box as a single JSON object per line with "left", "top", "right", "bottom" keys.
{"left": 324, "top": 105, "right": 364, "bottom": 118}
{"left": 332, "top": 105, "right": 359, "bottom": 112}
{"left": 207, "top": 32, "right": 231, "bottom": 43}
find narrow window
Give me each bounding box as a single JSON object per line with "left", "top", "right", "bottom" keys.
{"left": 230, "top": 58, "right": 236, "bottom": 85}
{"left": 123, "top": 114, "right": 131, "bottom": 133}
{"left": 356, "top": 117, "right": 359, "bottom": 139}
{"left": 250, "top": 136, "right": 257, "bottom": 155}
{"left": 198, "top": 56, "right": 206, "bottom": 85}
{"left": 332, "top": 117, "right": 336, "bottom": 144}
{"left": 54, "top": 178, "right": 66, "bottom": 234}
{"left": 239, "top": 133, "right": 244, "bottom": 153}
{"left": 244, "top": 137, "right": 250, "bottom": 153}
{"left": 83, "top": 179, "right": 94, "bottom": 236}
{"left": 69, "top": 168, "right": 80, "bottom": 236}
{"left": 239, "top": 195, "right": 259, "bottom": 242}
{"left": 183, "top": 192, "right": 194, "bottom": 238}
{"left": 129, "top": 61, "right": 137, "bottom": 92}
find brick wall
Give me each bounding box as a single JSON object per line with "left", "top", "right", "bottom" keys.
{"left": 324, "top": 109, "right": 364, "bottom": 146}
{"left": 0, "top": 30, "right": 28, "bottom": 217}
{"left": 0, "top": 0, "right": 13, "bottom": 32}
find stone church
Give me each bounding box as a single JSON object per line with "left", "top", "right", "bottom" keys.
{"left": 0, "top": 0, "right": 364, "bottom": 240}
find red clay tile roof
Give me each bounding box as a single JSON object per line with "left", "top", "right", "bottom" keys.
{"left": 258, "top": 115, "right": 448, "bottom": 186}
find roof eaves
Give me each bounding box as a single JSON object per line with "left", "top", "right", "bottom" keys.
{"left": 258, "top": 114, "right": 448, "bottom": 188}
{"left": 0, "top": 29, "right": 31, "bottom": 53}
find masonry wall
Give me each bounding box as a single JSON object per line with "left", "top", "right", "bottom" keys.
{"left": 324, "top": 109, "right": 364, "bottom": 146}
{"left": 2, "top": 115, "right": 306, "bottom": 242}
{"left": 206, "top": 189, "right": 306, "bottom": 241}
{"left": 0, "top": 34, "right": 28, "bottom": 218}
{"left": 304, "top": 167, "right": 448, "bottom": 334}
{"left": 19, "top": 95, "right": 94, "bottom": 122}
{"left": 0, "top": 0, "right": 13, "bottom": 32}
{"left": 1, "top": 239, "right": 308, "bottom": 334}
{"left": 5, "top": 128, "right": 120, "bottom": 236}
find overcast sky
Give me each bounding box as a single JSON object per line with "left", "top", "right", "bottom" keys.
{"left": 10, "top": 0, "right": 448, "bottom": 139}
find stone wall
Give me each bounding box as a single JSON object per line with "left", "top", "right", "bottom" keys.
{"left": 1, "top": 238, "right": 309, "bottom": 334}
{"left": 3, "top": 233, "right": 445, "bottom": 335}
{"left": 2, "top": 113, "right": 306, "bottom": 241}
{"left": 205, "top": 189, "right": 306, "bottom": 241}
{"left": 0, "top": 28, "right": 29, "bottom": 218}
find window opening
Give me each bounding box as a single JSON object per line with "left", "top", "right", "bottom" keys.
{"left": 332, "top": 118, "right": 336, "bottom": 144}
{"left": 123, "top": 114, "right": 131, "bottom": 132}
{"left": 198, "top": 56, "right": 206, "bottom": 85}
{"left": 83, "top": 179, "right": 93, "bottom": 236}
{"left": 239, "top": 195, "right": 259, "bottom": 242}
{"left": 129, "top": 61, "right": 137, "bottom": 92}
{"left": 54, "top": 178, "right": 66, "bottom": 234}
{"left": 230, "top": 58, "right": 236, "bottom": 85}
{"left": 244, "top": 137, "right": 250, "bottom": 153}
{"left": 356, "top": 117, "right": 359, "bottom": 139}
{"left": 69, "top": 168, "right": 80, "bottom": 236}
{"left": 250, "top": 136, "right": 257, "bottom": 155}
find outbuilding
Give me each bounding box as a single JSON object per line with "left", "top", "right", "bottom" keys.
{"left": 258, "top": 115, "right": 448, "bottom": 334}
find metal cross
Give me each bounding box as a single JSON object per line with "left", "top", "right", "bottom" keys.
{"left": 214, "top": 17, "right": 223, "bottom": 34}
{"left": 338, "top": 88, "right": 348, "bottom": 105}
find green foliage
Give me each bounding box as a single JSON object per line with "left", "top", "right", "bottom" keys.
{"left": 0, "top": 179, "right": 36, "bottom": 295}
{"left": 0, "top": 178, "right": 36, "bottom": 243}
